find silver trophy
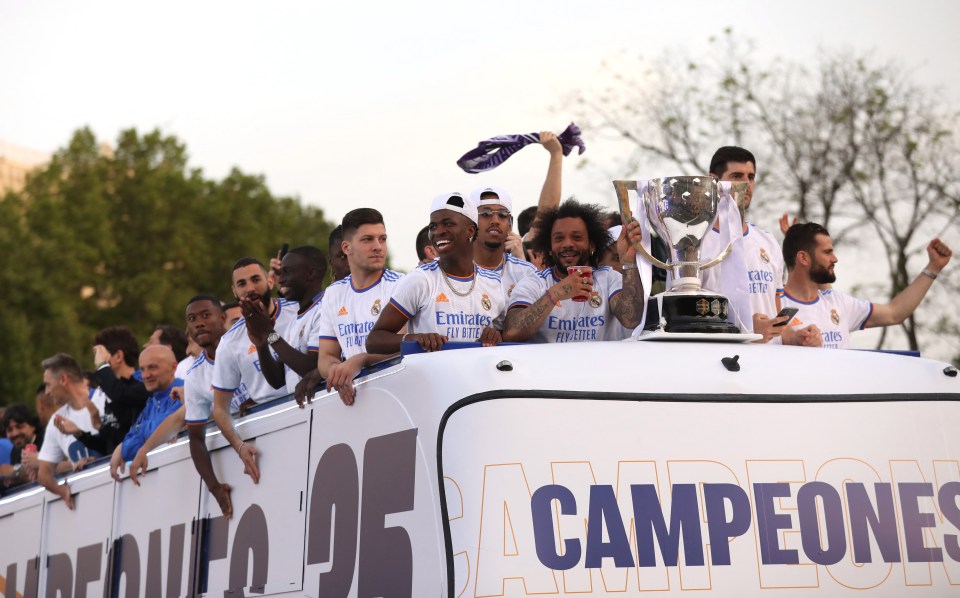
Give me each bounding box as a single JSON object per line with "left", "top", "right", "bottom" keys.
{"left": 614, "top": 177, "right": 744, "bottom": 333}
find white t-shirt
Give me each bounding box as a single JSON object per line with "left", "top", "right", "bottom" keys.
{"left": 281, "top": 292, "right": 325, "bottom": 394}
{"left": 183, "top": 351, "right": 244, "bottom": 424}
{"left": 39, "top": 399, "right": 103, "bottom": 464}
{"left": 174, "top": 355, "right": 193, "bottom": 381}
{"left": 386, "top": 262, "right": 505, "bottom": 341}
{"left": 509, "top": 266, "right": 626, "bottom": 343}
{"left": 317, "top": 269, "right": 403, "bottom": 359}
{"left": 701, "top": 222, "right": 784, "bottom": 321}
{"left": 488, "top": 254, "right": 537, "bottom": 300}
{"left": 212, "top": 298, "right": 298, "bottom": 407}
{"left": 780, "top": 288, "right": 874, "bottom": 349}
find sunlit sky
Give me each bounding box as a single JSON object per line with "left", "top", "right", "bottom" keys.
{"left": 3, "top": 0, "right": 959, "bottom": 356}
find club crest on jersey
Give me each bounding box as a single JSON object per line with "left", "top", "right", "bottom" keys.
{"left": 436, "top": 292, "right": 449, "bottom": 303}
{"left": 337, "top": 306, "right": 348, "bottom": 316}
{"left": 831, "top": 309, "right": 840, "bottom": 325}
{"left": 507, "top": 283, "right": 515, "bottom": 297}
{"left": 481, "top": 293, "right": 492, "bottom": 311}
{"left": 759, "top": 247, "right": 770, "bottom": 263}
{"left": 371, "top": 299, "right": 382, "bottom": 316}
{"left": 588, "top": 291, "right": 602, "bottom": 308}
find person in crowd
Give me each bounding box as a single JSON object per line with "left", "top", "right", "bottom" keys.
{"left": 108, "top": 345, "right": 182, "bottom": 481}
{"left": 1, "top": 404, "right": 42, "bottom": 487}
{"left": 327, "top": 225, "right": 351, "bottom": 282}
{"left": 223, "top": 301, "right": 243, "bottom": 329}
{"left": 147, "top": 324, "right": 192, "bottom": 379}
{"left": 296, "top": 208, "right": 403, "bottom": 407}
{"left": 415, "top": 225, "right": 440, "bottom": 265}
{"left": 36, "top": 354, "right": 105, "bottom": 509}
{"left": 517, "top": 206, "right": 538, "bottom": 239}
{"left": 210, "top": 257, "right": 298, "bottom": 485}
{"left": 503, "top": 200, "right": 644, "bottom": 342}
{"left": 781, "top": 222, "right": 952, "bottom": 349}
{"left": 60, "top": 326, "right": 149, "bottom": 457}
{"left": 244, "top": 246, "right": 327, "bottom": 394}
{"left": 469, "top": 186, "right": 536, "bottom": 299}
{"left": 367, "top": 192, "right": 505, "bottom": 354}
{"left": 128, "top": 295, "right": 237, "bottom": 518}
{"left": 214, "top": 257, "right": 297, "bottom": 414}
{"left": 699, "top": 146, "right": 819, "bottom": 346}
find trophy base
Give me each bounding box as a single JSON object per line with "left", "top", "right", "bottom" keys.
{"left": 644, "top": 290, "right": 740, "bottom": 334}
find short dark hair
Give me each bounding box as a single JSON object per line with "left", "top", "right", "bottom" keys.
{"left": 287, "top": 245, "right": 328, "bottom": 279}
{"left": 531, "top": 200, "right": 611, "bottom": 269}
{"left": 328, "top": 225, "right": 343, "bottom": 251}
{"left": 232, "top": 256, "right": 266, "bottom": 273}
{"left": 415, "top": 225, "right": 434, "bottom": 261}
{"left": 153, "top": 325, "right": 188, "bottom": 362}
{"left": 41, "top": 353, "right": 83, "bottom": 383}
{"left": 342, "top": 208, "right": 385, "bottom": 238}
{"left": 222, "top": 301, "right": 240, "bottom": 311}
{"left": 187, "top": 294, "right": 223, "bottom": 309}
{"left": 517, "top": 206, "right": 538, "bottom": 238}
{"left": 93, "top": 326, "right": 141, "bottom": 368}
{"left": 709, "top": 146, "right": 757, "bottom": 178}
{"left": 783, "top": 222, "right": 831, "bottom": 269}
{"left": 2, "top": 404, "right": 38, "bottom": 432}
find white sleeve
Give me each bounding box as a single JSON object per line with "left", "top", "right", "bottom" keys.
{"left": 38, "top": 419, "right": 66, "bottom": 464}
{"left": 509, "top": 275, "right": 545, "bottom": 309}
{"left": 211, "top": 338, "right": 241, "bottom": 393}
{"left": 387, "top": 270, "right": 426, "bottom": 320}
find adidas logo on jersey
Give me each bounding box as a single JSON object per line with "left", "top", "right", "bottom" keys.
{"left": 247, "top": 345, "right": 257, "bottom": 355}
{"left": 338, "top": 306, "right": 348, "bottom": 316}
{"left": 436, "top": 292, "right": 449, "bottom": 303}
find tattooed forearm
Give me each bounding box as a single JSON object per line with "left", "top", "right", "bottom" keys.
{"left": 612, "top": 268, "right": 645, "bottom": 328}
{"left": 503, "top": 295, "right": 556, "bottom": 342}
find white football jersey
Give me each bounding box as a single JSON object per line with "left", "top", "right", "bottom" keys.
{"left": 318, "top": 269, "right": 403, "bottom": 359}
{"left": 780, "top": 288, "right": 873, "bottom": 349}
{"left": 39, "top": 401, "right": 102, "bottom": 464}
{"left": 486, "top": 254, "right": 537, "bottom": 300}
{"left": 386, "top": 262, "right": 505, "bottom": 341}
{"left": 212, "top": 298, "right": 298, "bottom": 407}
{"left": 280, "top": 292, "right": 325, "bottom": 393}
{"left": 701, "top": 222, "right": 785, "bottom": 321}
{"left": 509, "top": 266, "right": 626, "bottom": 343}
{"left": 183, "top": 351, "right": 243, "bottom": 424}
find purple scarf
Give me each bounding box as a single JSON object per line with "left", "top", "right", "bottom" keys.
{"left": 456, "top": 122, "right": 586, "bottom": 173}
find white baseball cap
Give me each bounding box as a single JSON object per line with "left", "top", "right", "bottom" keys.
{"left": 430, "top": 192, "right": 478, "bottom": 224}
{"left": 469, "top": 186, "right": 513, "bottom": 212}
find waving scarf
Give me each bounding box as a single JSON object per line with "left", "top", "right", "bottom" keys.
{"left": 456, "top": 122, "right": 586, "bottom": 173}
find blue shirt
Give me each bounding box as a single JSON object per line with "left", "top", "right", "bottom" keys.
{"left": 120, "top": 378, "right": 184, "bottom": 461}
{"left": 0, "top": 438, "right": 12, "bottom": 465}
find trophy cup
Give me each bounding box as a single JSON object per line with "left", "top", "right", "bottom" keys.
{"left": 614, "top": 177, "right": 740, "bottom": 334}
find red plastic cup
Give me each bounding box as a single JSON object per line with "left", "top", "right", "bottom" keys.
{"left": 24, "top": 443, "right": 37, "bottom": 453}
{"left": 567, "top": 266, "right": 593, "bottom": 302}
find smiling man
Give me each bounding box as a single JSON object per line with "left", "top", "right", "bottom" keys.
{"left": 503, "top": 199, "right": 645, "bottom": 343}
{"left": 366, "top": 192, "right": 505, "bottom": 354}
{"left": 781, "top": 222, "right": 952, "bottom": 349}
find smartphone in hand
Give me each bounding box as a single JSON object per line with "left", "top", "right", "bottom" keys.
{"left": 772, "top": 307, "right": 799, "bottom": 326}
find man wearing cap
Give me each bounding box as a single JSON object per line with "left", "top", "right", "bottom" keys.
{"left": 503, "top": 200, "right": 645, "bottom": 343}
{"left": 470, "top": 186, "right": 537, "bottom": 300}
{"left": 366, "top": 193, "right": 505, "bottom": 354}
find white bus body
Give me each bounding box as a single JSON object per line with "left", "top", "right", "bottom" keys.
{"left": 1, "top": 340, "right": 958, "bottom": 597}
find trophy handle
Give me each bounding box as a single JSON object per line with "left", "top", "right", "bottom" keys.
{"left": 700, "top": 242, "right": 733, "bottom": 270}
{"left": 613, "top": 180, "right": 671, "bottom": 270}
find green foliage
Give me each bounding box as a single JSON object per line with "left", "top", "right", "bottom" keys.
{"left": 0, "top": 127, "right": 333, "bottom": 406}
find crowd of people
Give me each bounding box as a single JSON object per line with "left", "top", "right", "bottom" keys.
{"left": 0, "top": 136, "right": 952, "bottom": 519}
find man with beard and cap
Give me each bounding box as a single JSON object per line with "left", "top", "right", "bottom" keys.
{"left": 127, "top": 295, "right": 239, "bottom": 518}
{"left": 781, "top": 222, "right": 952, "bottom": 349}
{"left": 503, "top": 200, "right": 645, "bottom": 343}
{"left": 109, "top": 345, "right": 183, "bottom": 481}
{"left": 243, "top": 246, "right": 327, "bottom": 395}
{"left": 367, "top": 192, "right": 505, "bottom": 354}
{"left": 210, "top": 257, "right": 298, "bottom": 484}
{"left": 296, "top": 208, "right": 403, "bottom": 407}
{"left": 469, "top": 186, "right": 536, "bottom": 300}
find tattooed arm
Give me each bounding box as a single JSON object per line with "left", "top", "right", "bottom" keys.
{"left": 503, "top": 271, "right": 590, "bottom": 342}
{"left": 610, "top": 219, "right": 646, "bottom": 329}
{"left": 610, "top": 266, "right": 645, "bottom": 329}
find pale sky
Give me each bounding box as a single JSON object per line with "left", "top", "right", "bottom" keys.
{"left": 2, "top": 0, "right": 959, "bottom": 356}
